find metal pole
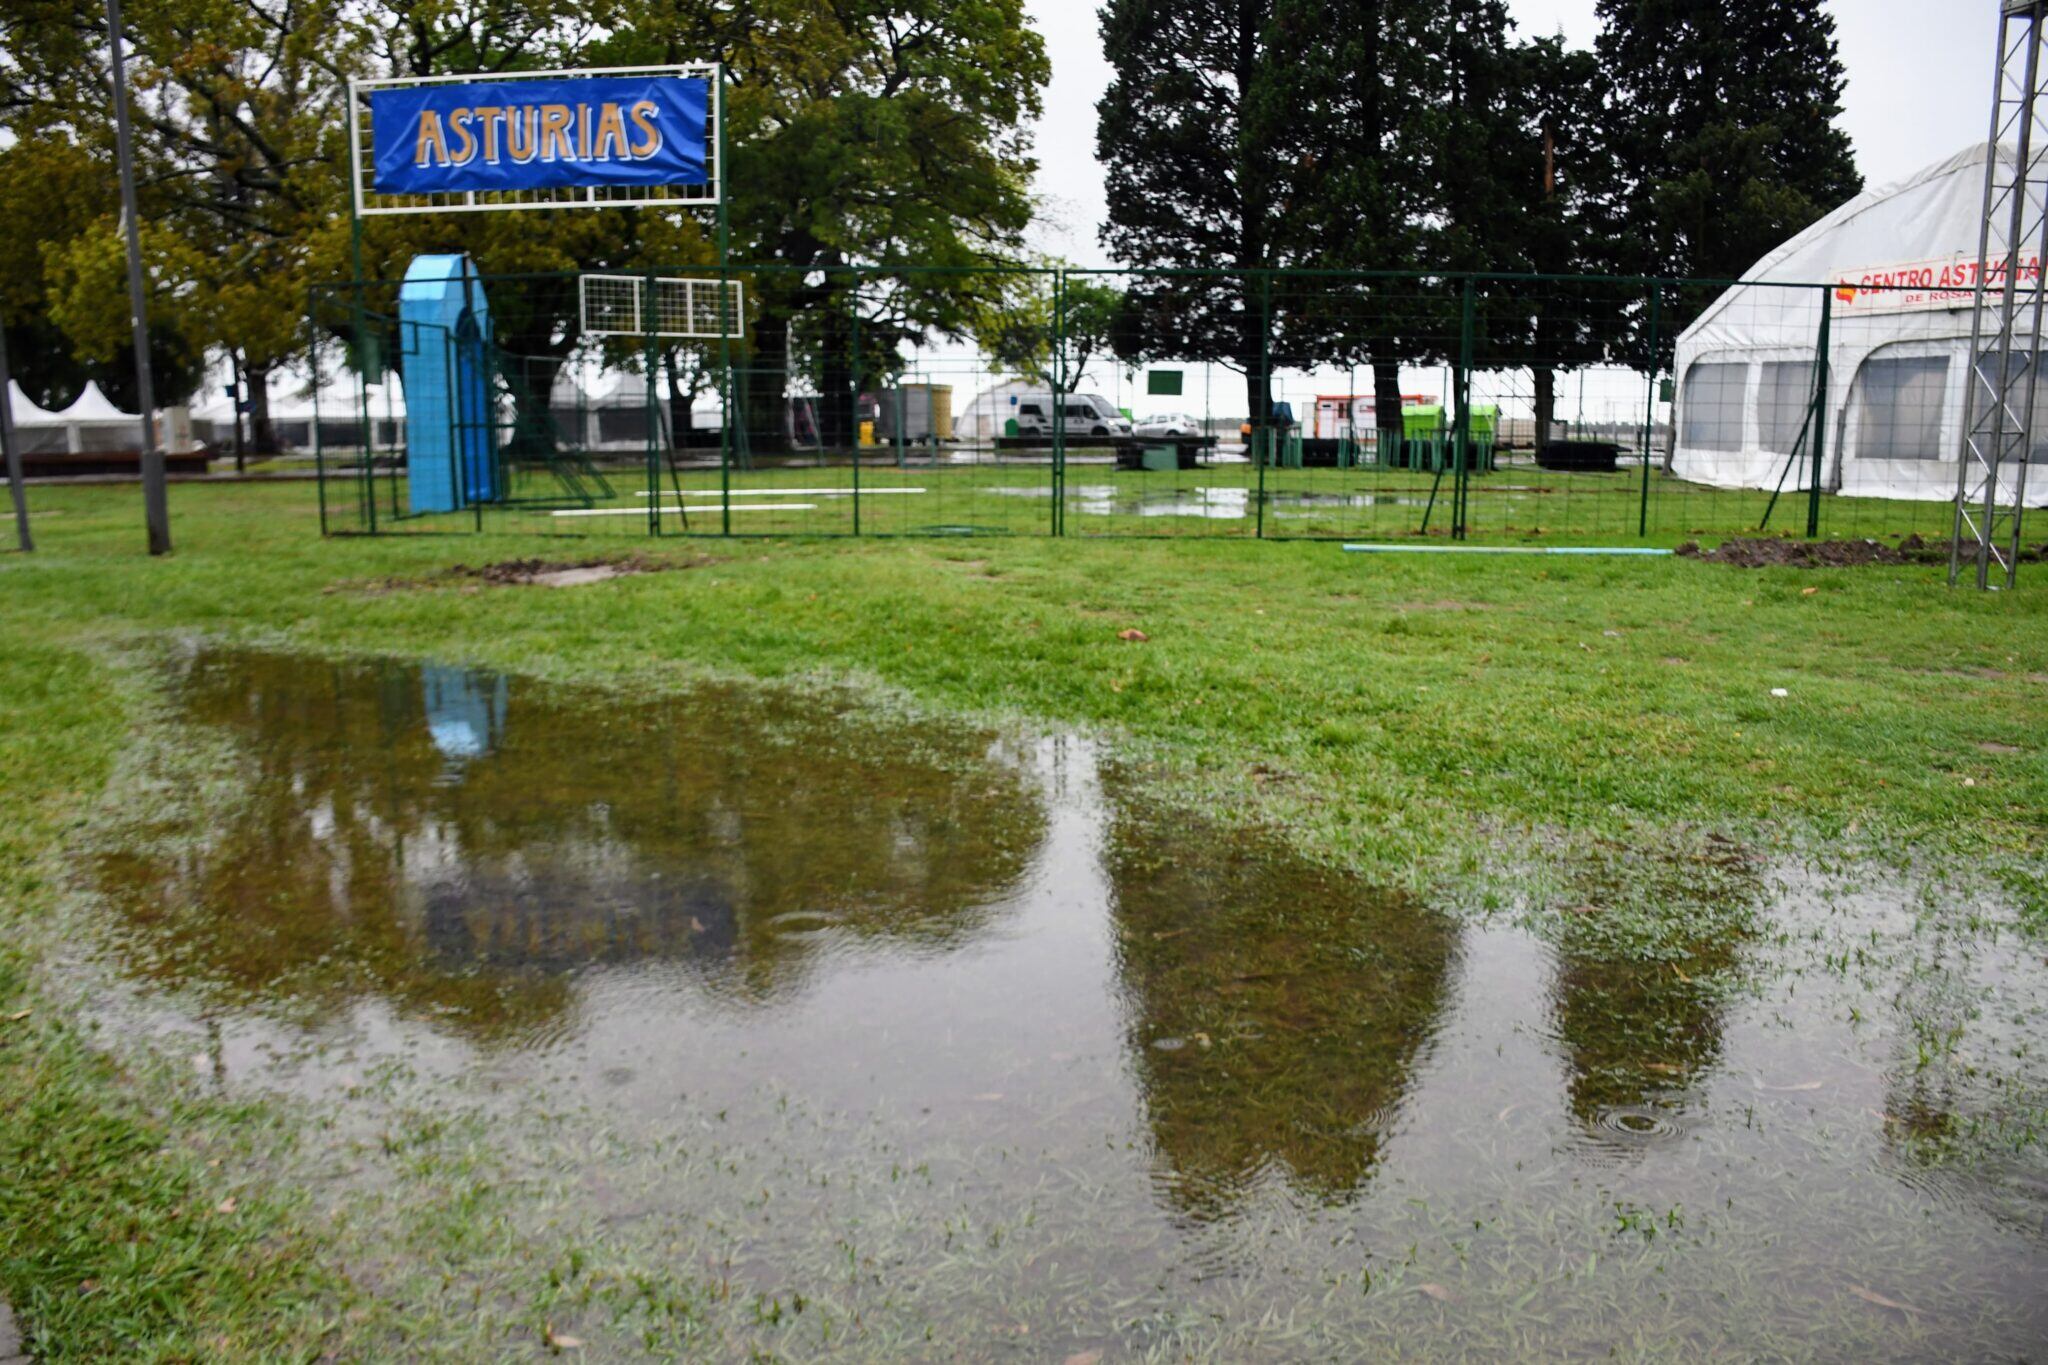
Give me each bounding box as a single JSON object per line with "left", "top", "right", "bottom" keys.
{"left": 1453, "top": 278, "right": 1475, "bottom": 539}
{"left": 850, "top": 275, "right": 862, "bottom": 536}
{"left": 1052, "top": 268, "right": 1066, "bottom": 536}
{"left": 1256, "top": 272, "right": 1270, "bottom": 539}
{"left": 1638, "top": 283, "right": 1660, "bottom": 538}
{"left": 108, "top": 0, "right": 169, "bottom": 554}
{"left": 349, "top": 214, "right": 377, "bottom": 533}
{"left": 0, "top": 323, "right": 32, "bottom": 551}
{"left": 1806, "top": 287, "right": 1831, "bottom": 539}
{"left": 718, "top": 265, "right": 732, "bottom": 536}
{"left": 714, "top": 67, "right": 729, "bottom": 268}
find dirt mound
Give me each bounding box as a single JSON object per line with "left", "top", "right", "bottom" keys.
{"left": 1675, "top": 534, "right": 2048, "bottom": 569}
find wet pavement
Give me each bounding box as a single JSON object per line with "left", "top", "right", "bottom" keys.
{"left": 71, "top": 647, "right": 2048, "bottom": 1358}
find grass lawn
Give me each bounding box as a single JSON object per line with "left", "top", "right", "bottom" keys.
{"left": 0, "top": 477, "right": 2043, "bottom": 1357}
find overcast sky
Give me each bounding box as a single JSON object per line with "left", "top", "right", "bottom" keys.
{"left": 1022, "top": 0, "right": 2002, "bottom": 267}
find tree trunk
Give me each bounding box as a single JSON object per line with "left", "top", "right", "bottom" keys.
{"left": 246, "top": 362, "right": 277, "bottom": 455}
{"left": 1372, "top": 357, "right": 1404, "bottom": 463}
{"left": 230, "top": 350, "right": 246, "bottom": 473}
{"left": 498, "top": 354, "right": 560, "bottom": 460}
{"left": 1533, "top": 366, "right": 1556, "bottom": 449}
{"left": 740, "top": 310, "right": 790, "bottom": 461}
{"left": 816, "top": 302, "right": 857, "bottom": 453}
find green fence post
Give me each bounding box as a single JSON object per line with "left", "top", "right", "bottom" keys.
{"left": 348, "top": 218, "right": 378, "bottom": 536}
{"left": 644, "top": 264, "right": 661, "bottom": 537}
{"left": 850, "top": 272, "right": 862, "bottom": 537}
{"left": 719, "top": 265, "right": 732, "bottom": 537}
{"left": 1639, "top": 282, "right": 1661, "bottom": 538}
{"left": 1806, "top": 287, "right": 1831, "bottom": 540}
{"left": 1256, "top": 271, "right": 1271, "bottom": 539}
{"left": 1052, "top": 268, "right": 1066, "bottom": 536}
{"left": 1452, "top": 278, "right": 1475, "bottom": 539}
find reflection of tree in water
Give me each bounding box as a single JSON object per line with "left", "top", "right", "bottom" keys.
{"left": 1878, "top": 920, "right": 2048, "bottom": 1230}
{"left": 1547, "top": 834, "right": 1758, "bottom": 1153}
{"left": 98, "top": 649, "right": 1044, "bottom": 1045}
{"left": 1107, "top": 809, "right": 1456, "bottom": 1218}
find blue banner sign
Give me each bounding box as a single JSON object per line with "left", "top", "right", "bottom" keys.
{"left": 370, "top": 75, "right": 709, "bottom": 195}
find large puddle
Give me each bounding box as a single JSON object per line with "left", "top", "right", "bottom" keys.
{"left": 79, "top": 649, "right": 2048, "bottom": 1358}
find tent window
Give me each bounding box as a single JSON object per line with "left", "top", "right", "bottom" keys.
{"left": 1971, "top": 350, "right": 2048, "bottom": 462}
{"left": 1855, "top": 355, "right": 1947, "bottom": 460}
{"left": 1759, "top": 361, "right": 1815, "bottom": 454}
{"left": 1681, "top": 361, "right": 1747, "bottom": 451}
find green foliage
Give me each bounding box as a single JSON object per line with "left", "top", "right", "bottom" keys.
{"left": 967, "top": 270, "right": 1126, "bottom": 386}
{"left": 1596, "top": 0, "right": 1863, "bottom": 329}
{"left": 0, "top": 0, "right": 1049, "bottom": 440}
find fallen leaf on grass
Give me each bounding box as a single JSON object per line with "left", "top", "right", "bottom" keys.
{"left": 1418, "top": 1283, "right": 1457, "bottom": 1303}
{"left": 1801, "top": 586, "right": 1819, "bottom": 596}
{"left": 544, "top": 1321, "right": 585, "bottom": 1349}
{"left": 4, "top": 1008, "right": 29, "bottom": 1023}
{"left": 1063, "top": 1353, "right": 1103, "bottom": 1365}
{"left": 215, "top": 1196, "right": 236, "bottom": 1214}
{"left": 1117, "top": 628, "right": 1149, "bottom": 642}
{"left": 1848, "top": 1285, "right": 1921, "bottom": 1315}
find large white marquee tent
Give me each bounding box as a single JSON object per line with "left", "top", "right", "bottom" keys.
{"left": 1672, "top": 142, "right": 2047, "bottom": 506}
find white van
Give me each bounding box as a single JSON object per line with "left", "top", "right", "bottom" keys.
{"left": 1010, "top": 392, "right": 1133, "bottom": 438}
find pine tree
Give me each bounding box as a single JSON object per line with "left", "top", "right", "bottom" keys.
{"left": 1096, "top": 0, "right": 1335, "bottom": 423}
{"left": 1596, "top": 0, "right": 1862, "bottom": 315}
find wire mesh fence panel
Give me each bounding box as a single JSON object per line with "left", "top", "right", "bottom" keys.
{"left": 1254, "top": 272, "right": 1472, "bottom": 542}
{"left": 307, "top": 264, "right": 1989, "bottom": 547}
{"left": 1059, "top": 269, "right": 1263, "bottom": 540}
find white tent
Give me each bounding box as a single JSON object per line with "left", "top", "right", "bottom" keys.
{"left": 1672, "top": 142, "right": 2048, "bottom": 505}
{"left": 7, "top": 380, "right": 145, "bottom": 454}
{"left": 956, "top": 378, "right": 1037, "bottom": 441}
{"left": 7, "top": 381, "right": 70, "bottom": 454}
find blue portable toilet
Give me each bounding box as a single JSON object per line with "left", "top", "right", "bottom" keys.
{"left": 399, "top": 254, "right": 495, "bottom": 514}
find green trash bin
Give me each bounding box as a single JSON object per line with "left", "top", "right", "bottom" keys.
{"left": 1403, "top": 404, "right": 1446, "bottom": 471}
{"left": 1465, "top": 404, "right": 1499, "bottom": 472}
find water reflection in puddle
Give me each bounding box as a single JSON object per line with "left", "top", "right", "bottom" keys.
{"left": 81, "top": 649, "right": 2048, "bottom": 1358}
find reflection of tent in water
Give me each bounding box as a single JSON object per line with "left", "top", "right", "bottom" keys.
{"left": 422, "top": 664, "right": 507, "bottom": 763}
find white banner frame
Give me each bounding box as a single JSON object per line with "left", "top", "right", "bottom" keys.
{"left": 579, "top": 274, "right": 745, "bottom": 340}
{"left": 347, "top": 63, "right": 722, "bottom": 218}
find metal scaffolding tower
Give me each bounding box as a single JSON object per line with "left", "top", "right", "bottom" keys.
{"left": 1953, "top": 0, "right": 2048, "bottom": 589}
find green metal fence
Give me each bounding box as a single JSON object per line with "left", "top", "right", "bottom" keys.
{"left": 309, "top": 264, "right": 1968, "bottom": 547}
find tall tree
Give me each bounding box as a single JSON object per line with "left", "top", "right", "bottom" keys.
{"left": 1096, "top": 0, "right": 1323, "bottom": 424}
{"left": 1596, "top": 0, "right": 1861, "bottom": 340}
{"left": 1460, "top": 33, "right": 1619, "bottom": 444}
{"left": 713, "top": 1, "right": 1047, "bottom": 449}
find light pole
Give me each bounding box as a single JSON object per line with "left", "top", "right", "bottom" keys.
{"left": 107, "top": 0, "right": 171, "bottom": 555}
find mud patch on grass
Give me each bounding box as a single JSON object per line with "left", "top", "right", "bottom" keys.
{"left": 451, "top": 554, "right": 708, "bottom": 588}
{"left": 1678, "top": 534, "right": 2048, "bottom": 569}
{"left": 337, "top": 553, "right": 710, "bottom": 595}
